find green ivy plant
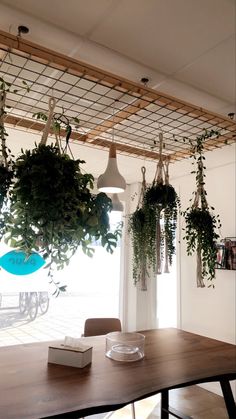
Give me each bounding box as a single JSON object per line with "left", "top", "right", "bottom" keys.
{"left": 163, "top": 195, "right": 179, "bottom": 269}
{"left": 3, "top": 100, "right": 121, "bottom": 293}
{"left": 128, "top": 167, "right": 157, "bottom": 289}
{"left": 4, "top": 144, "right": 120, "bottom": 253}
{"left": 182, "top": 129, "right": 221, "bottom": 287}
{"left": 0, "top": 145, "right": 13, "bottom": 214}
{"left": 143, "top": 135, "right": 180, "bottom": 275}
{"left": 128, "top": 137, "right": 180, "bottom": 290}
{"left": 0, "top": 78, "right": 17, "bottom": 239}
{"left": 128, "top": 205, "right": 157, "bottom": 289}
{"left": 144, "top": 179, "right": 179, "bottom": 274}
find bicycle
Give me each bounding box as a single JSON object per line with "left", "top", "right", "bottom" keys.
{"left": 19, "top": 292, "right": 39, "bottom": 321}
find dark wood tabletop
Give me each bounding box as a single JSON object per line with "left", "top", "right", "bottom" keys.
{"left": 0, "top": 328, "right": 235, "bottom": 419}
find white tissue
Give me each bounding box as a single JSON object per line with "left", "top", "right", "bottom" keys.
{"left": 64, "top": 336, "right": 82, "bottom": 348}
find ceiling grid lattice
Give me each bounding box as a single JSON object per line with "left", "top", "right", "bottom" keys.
{"left": 0, "top": 30, "right": 235, "bottom": 162}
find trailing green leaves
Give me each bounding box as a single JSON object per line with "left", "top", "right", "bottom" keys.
{"left": 128, "top": 206, "right": 157, "bottom": 287}
{"left": 0, "top": 85, "right": 15, "bottom": 240}
{"left": 144, "top": 182, "right": 179, "bottom": 272}
{"left": 182, "top": 129, "right": 221, "bottom": 287}
{"left": 128, "top": 158, "right": 180, "bottom": 290}
{"left": 4, "top": 144, "right": 121, "bottom": 280}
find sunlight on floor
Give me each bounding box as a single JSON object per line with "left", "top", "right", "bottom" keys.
{"left": 104, "top": 395, "right": 160, "bottom": 419}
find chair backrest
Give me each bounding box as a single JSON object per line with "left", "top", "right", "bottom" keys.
{"left": 83, "top": 318, "right": 122, "bottom": 337}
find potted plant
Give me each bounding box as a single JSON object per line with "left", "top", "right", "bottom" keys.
{"left": 0, "top": 79, "right": 15, "bottom": 240}
{"left": 128, "top": 167, "right": 156, "bottom": 290}
{"left": 144, "top": 149, "right": 179, "bottom": 274}
{"left": 4, "top": 98, "right": 121, "bottom": 293}
{"left": 182, "top": 129, "right": 221, "bottom": 287}
{"left": 128, "top": 138, "right": 179, "bottom": 290}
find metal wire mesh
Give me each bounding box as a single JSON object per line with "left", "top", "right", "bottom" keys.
{"left": 0, "top": 41, "right": 235, "bottom": 162}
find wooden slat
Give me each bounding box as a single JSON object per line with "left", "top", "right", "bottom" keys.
{"left": 4, "top": 115, "right": 88, "bottom": 142}
{"left": 91, "top": 137, "right": 162, "bottom": 160}
{"left": 5, "top": 115, "right": 163, "bottom": 161}
{"left": 168, "top": 134, "right": 235, "bottom": 160}
{"left": 87, "top": 98, "right": 150, "bottom": 142}
{"left": 5, "top": 113, "right": 235, "bottom": 162}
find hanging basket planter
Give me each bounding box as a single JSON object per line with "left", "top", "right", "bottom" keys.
{"left": 128, "top": 133, "right": 180, "bottom": 290}
{"left": 182, "top": 129, "right": 221, "bottom": 288}
{"left": 4, "top": 98, "right": 121, "bottom": 291}
{"left": 0, "top": 89, "right": 14, "bottom": 239}
{"left": 143, "top": 133, "right": 180, "bottom": 275}
{"left": 128, "top": 167, "right": 156, "bottom": 290}
{"left": 145, "top": 182, "right": 177, "bottom": 207}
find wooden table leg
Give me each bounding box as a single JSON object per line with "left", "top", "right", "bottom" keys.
{"left": 220, "top": 379, "right": 236, "bottom": 419}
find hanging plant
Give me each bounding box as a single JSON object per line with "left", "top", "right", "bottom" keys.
{"left": 128, "top": 167, "right": 156, "bottom": 290}
{"left": 128, "top": 134, "right": 180, "bottom": 289}
{"left": 182, "top": 129, "right": 221, "bottom": 288}
{"left": 4, "top": 98, "right": 121, "bottom": 292}
{"left": 0, "top": 139, "right": 13, "bottom": 213}
{"left": 162, "top": 159, "right": 180, "bottom": 273}
{"left": 0, "top": 80, "right": 16, "bottom": 240}
{"left": 144, "top": 133, "right": 180, "bottom": 274}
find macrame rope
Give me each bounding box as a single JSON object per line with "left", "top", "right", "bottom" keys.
{"left": 136, "top": 166, "right": 148, "bottom": 290}
{"left": 40, "top": 97, "right": 57, "bottom": 146}
{"left": 138, "top": 166, "right": 147, "bottom": 208}
{"left": 153, "top": 132, "right": 165, "bottom": 185}
{"left": 140, "top": 254, "right": 147, "bottom": 291}
{"left": 163, "top": 157, "right": 171, "bottom": 274}
{"left": 155, "top": 132, "right": 165, "bottom": 274}
{"left": 164, "top": 156, "right": 170, "bottom": 185}
{"left": 192, "top": 159, "right": 207, "bottom": 287}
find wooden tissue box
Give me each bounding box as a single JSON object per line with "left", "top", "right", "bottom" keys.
{"left": 48, "top": 343, "right": 92, "bottom": 368}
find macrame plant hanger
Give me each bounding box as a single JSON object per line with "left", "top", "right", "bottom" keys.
{"left": 152, "top": 132, "right": 165, "bottom": 275}
{"left": 192, "top": 157, "right": 207, "bottom": 288}
{"left": 137, "top": 166, "right": 147, "bottom": 208}
{"left": 40, "top": 97, "right": 57, "bottom": 146}
{"left": 138, "top": 166, "right": 148, "bottom": 291}
{"left": 163, "top": 156, "right": 170, "bottom": 274}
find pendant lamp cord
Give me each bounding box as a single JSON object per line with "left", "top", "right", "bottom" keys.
{"left": 112, "top": 100, "right": 116, "bottom": 144}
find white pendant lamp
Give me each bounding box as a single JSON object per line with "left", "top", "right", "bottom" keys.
{"left": 97, "top": 102, "right": 126, "bottom": 193}
{"left": 97, "top": 143, "right": 126, "bottom": 193}
{"left": 111, "top": 193, "right": 124, "bottom": 212}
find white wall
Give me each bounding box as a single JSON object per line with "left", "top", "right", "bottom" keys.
{"left": 120, "top": 183, "right": 158, "bottom": 333}
{"left": 171, "top": 143, "right": 236, "bottom": 396}
{"left": 123, "top": 143, "right": 236, "bottom": 397}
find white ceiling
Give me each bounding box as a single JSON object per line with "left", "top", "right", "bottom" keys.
{"left": 0, "top": 0, "right": 235, "bottom": 106}
{"left": 0, "top": 0, "right": 235, "bottom": 183}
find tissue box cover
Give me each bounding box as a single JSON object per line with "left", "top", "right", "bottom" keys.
{"left": 48, "top": 343, "right": 92, "bottom": 368}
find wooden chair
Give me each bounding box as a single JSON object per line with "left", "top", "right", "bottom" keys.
{"left": 83, "top": 317, "right": 122, "bottom": 337}
{"left": 82, "top": 318, "right": 136, "bottom": 419}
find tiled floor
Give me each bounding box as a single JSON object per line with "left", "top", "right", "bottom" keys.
{"left": 0, "top": 292, "right": 113, "bottom": 346}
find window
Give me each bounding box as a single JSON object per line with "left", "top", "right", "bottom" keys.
{"left": 0, "top": 212, "right": 122, "bottom": 346}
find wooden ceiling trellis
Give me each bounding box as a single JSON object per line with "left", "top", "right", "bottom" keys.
{"left": 0, "top": 29, "right": 235, "bottom": 162}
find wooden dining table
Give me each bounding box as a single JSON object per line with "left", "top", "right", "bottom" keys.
{"left": 0, "top": 328, "right": 235, "bottom": 419}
